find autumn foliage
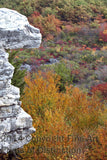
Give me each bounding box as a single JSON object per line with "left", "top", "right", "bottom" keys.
{"left": 28, "top": 13, "right": 62, "bottom": 40}
{"left": 20, "top": 71, "right": 106, "bottom": 159}
{"left": 99, "top": 23, "right": 107, "bottom": 42}
{"left": 0, "top": 0, "right": 106, "bottom": 159}
{"left": 91, "top": 82, "right": 107, "bottom": 99}
{"left": 85, "top": 126, "right": 107, "bottom": 160}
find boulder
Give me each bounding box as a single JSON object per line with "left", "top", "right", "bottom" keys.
{"left": 0, "top": 8, "right": 41, "bottom": 49}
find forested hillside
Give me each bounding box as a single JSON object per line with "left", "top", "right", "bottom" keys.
{"left": 0, "top": 0, "right": 107, "bottom": 159}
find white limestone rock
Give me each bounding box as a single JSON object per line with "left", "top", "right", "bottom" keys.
{"left": 0, "top": 8, "right": 42, "bottom": 49}
{"left": 0, "top": 8, "right": 41, "bottom": 153}
{"left": 15, "top": 108, "right": 33, "bottom": 129}
{"left": 0, "top": 105, "right": 20, "bottom": 118}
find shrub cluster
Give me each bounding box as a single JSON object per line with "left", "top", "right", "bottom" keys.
{"left": 19, "top": 71, "right": 106, "bottom": 159}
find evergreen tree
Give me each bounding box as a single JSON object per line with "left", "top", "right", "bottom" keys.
{"left": 8, "top": 50, "right": 26, "bottom": 95}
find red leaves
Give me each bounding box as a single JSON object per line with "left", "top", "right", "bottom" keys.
{"left": 99, "top": 23, "right": 107, "bottom": 42}
{"left": 33, "top": 11, "right": 40, "bottom": 17}
{"left": 91, "top": 83, "right": 107, "bottom": 99}
{"left": 28, "top": 13, "right": 62, "bottom": 40}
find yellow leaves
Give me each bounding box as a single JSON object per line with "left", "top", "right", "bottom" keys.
{"left": 99, "top": 38, "right": 103, "bottom": 41}
{"left": 23, "top": 71, "right": 61, "bottom": 119}
{"left": 91, "top": 50, "right": 96, "bottom": 56}
{"left": 86, "top": 126, "right": 107, "bottom": 159}
{"left": 30, "top": 50, "right": 34, "bottom": 55}
{"left": 72, "top": 87, "right": 80, "bottom": 95}
{"left": 101, "top": 46, "right": 107, "bottom": 51}
{"left": 55, "top": 45, "right": 61, "bottom": 52}
{"left": 96, "top": 56, "right": 104, "bottom": 62}
{"left": 103, "top": 29, "right": 107, "bottom": 34}
{"left": 21, "top": 70, "right": 106, "bottom": 159}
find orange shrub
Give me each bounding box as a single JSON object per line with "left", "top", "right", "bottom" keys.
{"left": 20, "top": 71, "right": 106, "bottom": 159}
{"left": 85, "top": 126, "right": 107, "bottom": 160}
{"left": 28, "top": 14, "right": 62, "bottom": 39}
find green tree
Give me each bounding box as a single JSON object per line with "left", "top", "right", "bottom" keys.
{"left": 8, "top": 50, "right": 26, "bottom": 95}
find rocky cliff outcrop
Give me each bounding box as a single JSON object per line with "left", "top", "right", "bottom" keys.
{"left": 0, "top": 8, "right": 42, "bottom": 153}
